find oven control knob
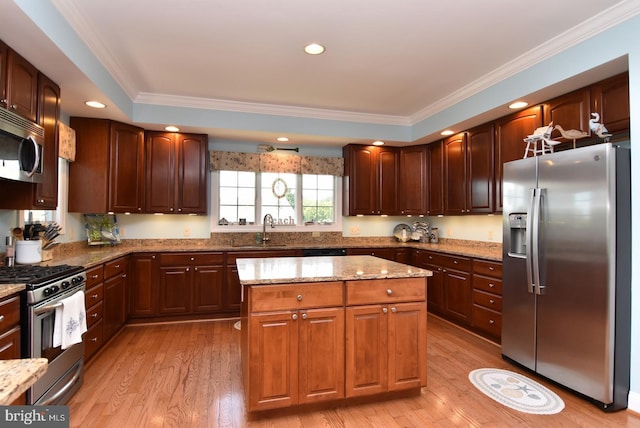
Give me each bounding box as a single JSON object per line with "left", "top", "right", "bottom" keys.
{"left": 72, "top": 276, "right": 83, "bottom": 285}
{"left": 43, "top": 286, "right": 58, "bottom": 296}
{"left": 61, "top": 281, "right": 70, "bottom": 290}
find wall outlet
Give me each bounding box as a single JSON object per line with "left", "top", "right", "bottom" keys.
{"left": 487, "top": 230, "right": 493, "bottom": 240}
{"left": 312, "top": 231, "right": 320, "bottom": 237}
{"left": 350, "top": 226, "right": 360, "bottom": 235}
{"left": 183, "top": 226, "right": 191, "bottom": 237}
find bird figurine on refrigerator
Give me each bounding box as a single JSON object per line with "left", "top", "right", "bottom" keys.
{"left": 553, "top": 124, "right": 588, "bottom": 149}
{"left": 589, "top": 112, "right": 612, "bottom": 141}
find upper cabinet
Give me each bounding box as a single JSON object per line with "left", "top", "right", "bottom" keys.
{"left": 427, "top": 141, "right": 444, "bottom": 216}
{"left": 543, "top": 88, "right": 591, "bottom": 147}
{"left": 398, "top": 145, "right": 428, "bottom": 215}
{"left": 1, "top": 47, "right": 38, "bottom": 122}
{"left": 443, "top": 132, "right": 467, "bottom": 215}
{"left": 68, "top": 118, "right": 145, "bottom": 213}
{"left": 466, "top": 124, "right": 495, "bottom": 214}
{"left": 343, "top": 144, "right": 398, "bottom": 216}
{"left": 494, "top": 105, "right": 543, "bottom": 212}
{"left": 145, "top": 131, "right": 208, "bottom": 215}
{"left": 590, "top": 72, "right": 629, "bottom": 135}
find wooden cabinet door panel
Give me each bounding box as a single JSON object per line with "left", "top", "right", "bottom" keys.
{"left": 224, "top": 266, "right": 242, "bottom": 313}
{"left": 0, "top": 41, "right": 7, "bottom": 102}
{"left": 192, "top": 265, "right": 224, "bottom": 313}
{"left": 176, "top": 134, "right": 207, "bottom": 214}
{"left": 387, "top": 302, "right": 427, "bottom": 390}
{"left": 467, "top": 124, "right": 494, "bottom": 213}
{"left": 544, "top": 89, "right": 591, "bottom": 145}
{"left": 444, "top": 133, "right": 467, "bottom": 215}
{"left": 130, "top": 254, "right": 158, "bottom": 317}
{"left": 298, "top": 307, "right": 345, "bottom": 404}
{"left": 248, "top": 311, "right": 298, "bottom": 411}
{"left": 109, "top": 122, "right": 145, "bottom": 213}
{"left": 34, "top": 73, "right": 60, "bottom": 208}
{"left": 345, "top": 305, "right": 387, "bottom": 397}
{"left": 399, "top": 146, "right": 428, "bottom": 215}
{"left": 495, "top": 106, "right": 543, "bottom": 211}
{"left": 427, "top": 141, "right": 444, "bottom": 215}
{"left": 377, "top": 147, "right": 398, "bottom": 215}
{"left": 591, "top": 72, "right": 629, "bottom": 134}
{"left": 103, "top": 273, "right": 126, "bottom": 339}
{"left": 5, "top": 49, "right": 38, "bottom": 121}
{"left": 425, "top": 263, "right": 443, "bottom": 314}
{"left": 0, "top": 326, "right": 20, "bottom": 360}
{"left": 158, "top": 267, "right": 189, "bottom": 314}
{"left": 343, "top": 145, "right": 376, "bottom": 215}
{"left": 443, "top": 270, "right": 472, "bottom": 325}
{"left": 146, "top": 133, "right": 176, "bottom": 213}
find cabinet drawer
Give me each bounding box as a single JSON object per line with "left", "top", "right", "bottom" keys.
{"left": 86, "top": 301, "right": 103, "bottom": 328}
{"left": 84, "top": 319, "right": 103, "bottom": 362}
{"left": 473, "top": 259, "right": 502, "bottom": 278}
{"left": 0, "top": 295, "right": 20, "bottom": 330}
{"left": 473, "top": 275, "right": 502, "bottom": 295}
{"left": 227, "top": 250, "right": 298, "bottom": 264}
{"left": 439, "top": 254, "right": 471, "bottom": 271}
{"left": 85, "top": 265, "right": 104, "bottom": 287}
{"left": 105, "top": 257, "right": 128, "bottom": 279}
{"left": 249, "top": 281, "right": 343, "bottom": 312}
{"left": 472, "top": 290, "right": 502, "bottom": 311}
{"left": 160, "top": 252, "right": 224, "bottom": 266}
{"left": 472, "top": 305, "right": 501, "bottom": 338}
{"left": 85, "top": 283, "right": 104, "bottom": 307}
{"left": 346, "top": 278, "right": 426, "bottom": 305}
{"left": 0, "top": 326, "right": 20, "bottom": 359}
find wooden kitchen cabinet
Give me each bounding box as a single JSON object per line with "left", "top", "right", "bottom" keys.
{"left": 413, "top": 250, "right": 444, "bottom": 315}
{"left": 0, "top": 72, "right": 60, "bottom": 210}
{"left": 346, "top": 247, "right": 395, "bottom": 261}
{"left": 398, "top": 145, "right": 428, "bottom": 215}
{"left": 494, "top": 105, "right": 543, "bottom": 212}
{"left": 345, "top": 278, "right": 427, "bottom": 397}
{"left": 158, "top": 252, "right": 224, "bottom": 315}
{"left": 543, "top": 88, "right": 591, "bottom": 149}
{"left": 83, "top": 265, "right": 105, "bottom": 362}
{"left": 440, "top": 254, "right": 472, "bottom": 326}
{"left": 1, "top": 46, "right": 38, "bottom": 121}
{"left": 0, "top": 294, "right": 24, "bottom": 404}
{"left": 427, "top": 140, "right": 444, "bottom": 216}
{"left": 129, "top": 253, "right": 158, "bottom": 318}
{"left": 244, "top": 281, "right": 345, "bottom": 412}
{"left": 591, "top": 72, "right": 629, "bottom": 135}
{"left": 0, "top": 41, "right": 7, "bottom": 105}
{"left": 103, "top": 257, "right": 128, "bottom": 340}
{"left": 443, "top": 132, "right": 467, "bottom": 215}
{"left": 69, "top": 118, "right": 145, "bottom": 213}
{"left": 466, "top": 123, "right": 495, "bottom": 213}
{"left": 343, "top": 144, "right": 398, "bottom": 215}
{"left": 472, "top": 259, "right": 502, "bottom": 343}
{"left": 145, "top": 131, "right": 208, "bottom": 214}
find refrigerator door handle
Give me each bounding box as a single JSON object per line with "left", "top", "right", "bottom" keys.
{"left": 525, "top": 188, "right": 536, "bottom": 294}
{"left": 532, "top": 188, "right": 544, "bottom": 295}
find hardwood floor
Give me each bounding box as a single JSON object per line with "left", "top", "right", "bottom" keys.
{"left": 67, "top": 315, "right": 640, "bottom": 427}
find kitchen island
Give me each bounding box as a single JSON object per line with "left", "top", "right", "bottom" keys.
{"left": 236, "top": 255, "right": 432, "bottom": 414}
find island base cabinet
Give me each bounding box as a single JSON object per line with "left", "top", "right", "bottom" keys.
{"left": 246, "top": 307, "right": 344, "bottom": 412}
{"left": 345, "top": 301, "right": 426, "bottom": 397}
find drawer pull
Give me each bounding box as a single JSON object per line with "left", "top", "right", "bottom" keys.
{"left": 386, "top": 289, "right": 393, "bottom": 295}
{"left": 91, "top": 294, "right": 98, "bottom": 299}
{"left": 489, "top": 299, "right": 495, "bottom": 304}
{"left": 382, "top": 307, "right": 388, "bottom": 314}
{"left": 91, "top": 337, "right": 98, "bottom": 342}
{"left": 91, "top": 274, "right": 99, "bottom": 279}
{"left": 292, "top": 313, "right": 298, "bottom": 320}
{"left": 489, "top": 266, "right": 495, "bottom": 271}
{"left": 454, "top": 260, "right": 458, "bottom": 264}
{"left": 391, "top": 307, "right": 397, "bottom": 313}
{"left": 301, "top": 313, "right": 307, "bottom": 320}
{"left": 190, "top": 257, "right": 195, "bottom": 261}
{"left": 297, "top": 294, "right": 303, "bottom": 301}
{"left": 0, "top": 315, "right": 4, "bottom": 322}
{"left": 91, "top": 313, "right": 98, "bottom": 318}
{"left": 489, "top": 319, "right": 495, "bottom": 324}
{"left": 489, "top": 283, "right": 495, "bottom": 288}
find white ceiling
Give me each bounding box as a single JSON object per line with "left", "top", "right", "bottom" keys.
{"left": 0, "top": 0, "right": 635, "bottom": 146}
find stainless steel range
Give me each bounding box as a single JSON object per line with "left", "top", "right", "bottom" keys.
{"left": 0, "top": 264, "right": 86, "bottom": 405}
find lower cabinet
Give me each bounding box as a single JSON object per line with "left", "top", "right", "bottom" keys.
{"left": 103, "top": 257, "right": 128, "bottom": 340}
{"left": 0, "top": 294, "right": 23, "bottom": 404}
{"left": 471, "top": 259, "right": 503, "bottom": 342}
{"left": 242, "top": 277, "right": 427, "bottom": 413}
{"left": 129, "top": 253, "right": 158, "bottom": 317}
{"left": 83, "top": 264, "right": 105, "bottom": 362}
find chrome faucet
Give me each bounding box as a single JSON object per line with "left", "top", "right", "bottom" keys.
{"left": 262, "top": 213, "right": 275, "bottom": 245}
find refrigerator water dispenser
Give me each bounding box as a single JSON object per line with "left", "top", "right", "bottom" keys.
{"left": 508, "top": 213, "right": 527, "bottom": 258}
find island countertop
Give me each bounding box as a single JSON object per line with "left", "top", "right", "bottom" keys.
{"left": 236, "top": 255, "right": 432, "bottom": 285}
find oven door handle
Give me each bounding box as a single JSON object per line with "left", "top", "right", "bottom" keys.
{"left": 34, "top": 301, "right": 63, "bottom": 315}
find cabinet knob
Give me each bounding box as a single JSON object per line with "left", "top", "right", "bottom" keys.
{"left": 178, "top": 208, "right": 182, "bottom": 212}
{"left": 170, "top": 208, "right": 174, "bottom": 212}
{"left": 152, "top": 255, "right": 156, "bottom": 259}
{"left": 0, "top": 99, "right": 6, "bottom": 104}
{"left": 91, "top": 294, "right": 98, "bottom": 299}
{"left": 382, "top": 307, "right": 388, "bottom": 314}
{"left": 91, "top": 337, "right": 98, "bottom": 342}
{"left": 297, "top": 294, "right": 303, "bottom": 301}
{"left": 453, "top": 260, "right": 458, "bottom": 264}
{"left": 91, "top": 274, "right": 99, "bottom": 279}
{"left": 91, "top": 313, "right": 98, "bottom": 318}
{"left": 386, "top": 289, "right": 393, "bottom": 295}
{"left": 122, "top": 274, "right": 127, "bottom": 278}
{"left": 489, "top": 283, "right": 495, "bottom": 288}
{"left": 186, "top": 267, "right": 190, "bottom": 272}
{"left": 489, "top": 319, "right": 495, "bottom": 324}
{"left": 391, "top": 307, "right": 397, "bottom": 313}
{"left": 114, "top": 264, "right": 120, "bottom": 268}
{"left": 489, "top": 299, "right": 495, "bottom": 304}
{"left": 37, "top": 199, "right": 45, "bottom": 204}
{"left": 292, "top": 313, "right": 298, "bottom": 320}
{"left": 489, "top": 266, "right": 495, "bottom": 271}
{"left": 0, "top": 315, "right": 4, "bottom": 323}
{"left": 301, "top": 313, "right": 308, "bottom": 320}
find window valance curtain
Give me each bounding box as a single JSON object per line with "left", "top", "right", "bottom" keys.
{"left": 209, "top": 151, "right": 343, "bottom": 176}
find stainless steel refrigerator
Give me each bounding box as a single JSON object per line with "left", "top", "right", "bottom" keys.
{"left": 502, "top": 142, "right": 631, "bottom": 411}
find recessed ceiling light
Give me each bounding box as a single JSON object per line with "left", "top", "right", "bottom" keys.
{"left": 509, "top": 101, "right": 528, "bottom": 109}
{"left": 277, "top": 137, "right": 289, "bottom": 142}
{"left": 440, "top": 130, "right": 455, "bottom": 136}
{"left": 85, "top": 100, "right": 106, "bottom": 109}
{"left": 165, "top": 125, "right": 180, "bottom": 132}
{"left": 372, "top": 140, "right": 385, "bottom": 146}
{"left": 304, "top": 43, "right": 325, "bottom": 55}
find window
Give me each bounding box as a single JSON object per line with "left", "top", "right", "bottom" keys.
{"left": 212, "top": 171, "right": 341, "bottom": 231}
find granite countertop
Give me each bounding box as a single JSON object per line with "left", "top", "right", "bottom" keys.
{"left": 236, "top": 255, "right": 433, "bottom": 285}
{"left": 0, "top": 358, "right": 48, "bottom": 405}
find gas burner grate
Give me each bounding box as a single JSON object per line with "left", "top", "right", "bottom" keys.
{"left": 0, "top": 264, "right": 84, "bottom": 286}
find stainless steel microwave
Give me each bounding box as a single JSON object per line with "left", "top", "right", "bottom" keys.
{"left": 0, "top": 106, "right": 45, "bottom": 183}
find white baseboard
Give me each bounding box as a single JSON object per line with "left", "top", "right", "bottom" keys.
{"left": 628, "top": 390, "right": 640, "bottom": 414}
